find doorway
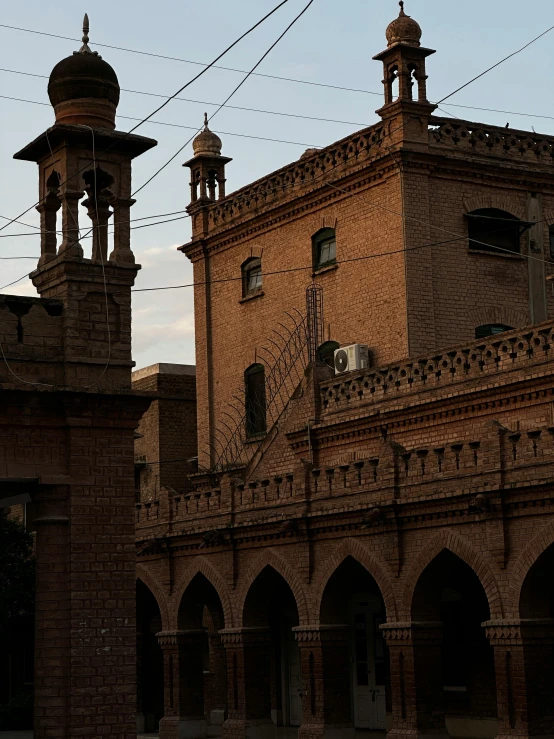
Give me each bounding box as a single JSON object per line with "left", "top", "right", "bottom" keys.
{"left": 351, "top": 595, "right": 386, "bottom": 730}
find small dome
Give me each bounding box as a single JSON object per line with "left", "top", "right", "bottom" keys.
{"left": 193, "top": 114, "right": 223, "bottom": 157}
{"left": 386, "top": 1, "right": 422, "bottom": 48}
{"left": 47, "top": 15, "right": 120, "bottom": 129}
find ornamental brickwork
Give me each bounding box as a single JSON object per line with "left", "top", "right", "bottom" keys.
{"left": 135, "top": 6, "right": 554, "bottom": 739}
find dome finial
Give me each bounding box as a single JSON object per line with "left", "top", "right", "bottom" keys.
{"left": 399, "top": 1, "right": 406, "bottom": 16}
{"left": 203, "top": 112, "right": 209, "bottom": 130}
{"left": 78, "top": 13, "right": 99, "bottom": 56}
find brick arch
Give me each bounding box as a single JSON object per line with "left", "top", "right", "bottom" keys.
{"left": 508, "top": 517, "right": 554, "bottom": 618}
{"left": 313, "top": 538, "right": 398, "bottom": 622}
{"left": 463, "top": 194, "right": 526, "bottom": 220}
{"left": 136, "top": 563, "right": 170, "bottom": 630}
{"left": 170, "top": 556, "right": 233, "bottom": 630}
{"left": 401, "top": 530, "right": 504, "bottom": 620}
{"left": 236, "top": 548, "right": 309, "bottom": 625}
{"left": 467, "top": 306, "right": 530, "bottom": 334}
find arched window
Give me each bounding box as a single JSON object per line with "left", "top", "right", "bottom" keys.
{"left": 245, "top": 364, "right": 266, "bottom": 436}
{"left": 312, "top": 228, "right": 337, "bottom": 270}
{"left": 466, "top": 208, "right": 524, "bottom": 254}
{"left": 475, "top": 324, "right": 513, "bottom": 340}
{"left": 242, "top": 257, "right": 263, "bottom": 297}
{"left": 317, "top": 341, "right": 340, "bottom": 369}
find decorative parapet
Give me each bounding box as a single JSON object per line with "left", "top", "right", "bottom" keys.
{"left": 321, "top": 321, "right": 554, "bottom": 413}
{"left": 203, "top": 123, "right": 385, "bottom": 233}
{"left": 429, "top": 116, "right": 554, "bottom": 164}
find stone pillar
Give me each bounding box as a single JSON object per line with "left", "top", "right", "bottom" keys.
{"left": 294, "top": 625, "right": 354, "bottom": 739}
{"left": 32, "top": 487, "right": 69, "bottom": 739}
{"left": 110, "top": 197, "right": 136, "bottom": 266}
{"left": 37, "top": 194, "right": 61, "bottom": 266}
{"left": 58, "top": 190, "right": 83, "bottom": 257}
{"left": 484, "top": 619, "right": 554, "bottom": 739}
{"left": 157, "top": 630, "right": 208, "bottom": 739}
{"left": 207, "top": 629, "right": 228, "bottom": 727}
{"left": 220, "top": 628, "right": 274, "bottom": 739}
{"left": 137, "top": 631, "right": 145, "bottom": 735}
{"left": 381, "top": 622, "right": 448, "bottom": 739}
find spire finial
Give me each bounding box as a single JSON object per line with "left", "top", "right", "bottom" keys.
{"left": 203, "top": 112, "right": 209, "bottom": 130}
{"left": 399, "top": 1, "right": 406, "bottom": 16}
{"left": 77, "top": 12, "right": 100, "bottom": 56}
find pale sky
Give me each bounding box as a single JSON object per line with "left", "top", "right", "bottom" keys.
{"left": 1, "top": 0, "right": 553, "bottom": 370}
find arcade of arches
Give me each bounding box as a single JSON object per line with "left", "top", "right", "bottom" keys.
{"left": 136, "top": 538, "right": 554, "bottom": 739}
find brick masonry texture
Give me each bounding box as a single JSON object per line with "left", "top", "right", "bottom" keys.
{"left": 136, "top": 10, "right": 554, "bottom": 739}
{"left": 1, "top": 34, "right": 157, "bottom": 738}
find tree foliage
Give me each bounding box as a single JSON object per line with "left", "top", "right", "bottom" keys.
{"left": 0, "top": 515, "right": 35, "bottom": 632}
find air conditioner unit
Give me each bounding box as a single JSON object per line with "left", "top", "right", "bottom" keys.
{"left": 334, "top": 344, "right": 370, "bottom": 375}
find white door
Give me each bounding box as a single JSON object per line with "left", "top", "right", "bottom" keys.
{"left": 352, "top": 598, "right": 387, "bottom": 730}
{"left": 287, "top": 631, "right": 303, "bottom": 726}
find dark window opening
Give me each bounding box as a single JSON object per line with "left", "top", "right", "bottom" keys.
{"left": 317, "top": 341, "right": 340, "bottom": 369}
{"left": 242, "top": 257, "right": 263, "bottom": 297}
{"left": 245, "top": 364, "right": 266, "bottom": 436}
{"left": 475, "top": 324, "right": 513, "bottom": 340}
{"left": 549, "top": 225, "right": 554, "bottom": 261}
{"left": 467, "top": 208, "right": 526, "bottom": 255}
{"left": 312, "top": 228, "right": 337, "bottom": 270}
{"left": 135, "top": 465, "right": 143, "bottom": 503}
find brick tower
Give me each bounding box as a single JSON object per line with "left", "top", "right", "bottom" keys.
{"left": 8, "top": 15, "right": 157, "bottom": 738}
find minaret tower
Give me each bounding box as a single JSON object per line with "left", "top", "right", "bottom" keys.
{"left": 184, "top": 114, "right": 232, "bottom": 239}
{"left": 13, "top": 14, "right": 157, "bottom": 388}
{"left": 373, "top": 1, "right": 436, "bottom": 146}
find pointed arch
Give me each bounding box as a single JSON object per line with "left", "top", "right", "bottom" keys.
{"left": 509, "top": 517, "right": 554, "bottom": 617}
{"left": 401, "top": 530, "right": 503, "bottom": 620}
{"left": 236, "top": 548, "right": 309, "bottom": 625}
{"left": 313, "top": 538, "right": 398, "bottom": 621}
{"left": 170, "top": 556, "right": 233, "bottom": 629}
{"left": 136, "top": 563, "right": 170, "bottom": 630}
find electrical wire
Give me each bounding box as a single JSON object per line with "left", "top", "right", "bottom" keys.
{"left": 0, "top": 94, "right": 326, "bottom": 149}
{"left": 0, "top": 68, "right": 369, "bottom": 128}
{"left": 0, "top": 24, "right": 375, "bottom": 96}
{"left": 0, "top": 0, "right": 293, "bottom": 235}
{"left": 437, "top": 24, "right": 554, "bottom": 105}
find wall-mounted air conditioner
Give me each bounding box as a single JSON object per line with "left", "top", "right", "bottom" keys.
{"left": 334, "top": 344, "right": 370, "bottom": 375}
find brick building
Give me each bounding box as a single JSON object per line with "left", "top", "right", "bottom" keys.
{"left": 0, "top": 17, "right": 156, "bottom": 738}
{"left": 135, "top": 6, "right": 554, "bottom": 739}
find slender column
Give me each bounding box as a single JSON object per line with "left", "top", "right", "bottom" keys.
{"left": 220, "top": 628, "right": 274, "bottom": 739}
{"left": 294, "top": 625, "right": 354, "bottom": 739}
{"left": 381, "top": 622, "right": 448, "bottom": 739}
{"left": 110, "top": 197, "right": 136, "bottom": 266}
{"left": 136, "top": 631, "right": 145, "bottom": 734}
{"left": 31, "top": 489, "right": 70, "bottom": 739}
{"left": 484, "top": 619, "right": 554, "bottom": 739}
{"left": 58, "top": 191, "right": 84, "bottom": 257}
{"left": 36, "top": 193, "right": 61, "bottom": 265}
{"left": 207, "top": 629, "right": 228, "bottom": 727}
{"left": 83, "top": 195, "right": 112, "bottom": 264}
{"left": 157, "top": 630, "right": 208, "bottom": 739}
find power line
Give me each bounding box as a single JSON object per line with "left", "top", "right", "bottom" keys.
{"left": 0, "top": 213, "right": 190, "bottom": 239}
{"left": 437, "top": 24, "right": 554, "bottom": 104}
{"left": 0, "top": 0, "right": 293, "bottom": 236}
{"left": 0, "top": 24, "right": 375, "bottom": 96}
{"left": 0, "top": 67, "right": 369, "bottom": 127}
{"left": 0, "top": 93, "right": 325, "bottom": 154}
{"left": 7, "top": 62, "right": 554, "bottom": 128}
